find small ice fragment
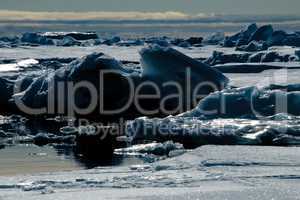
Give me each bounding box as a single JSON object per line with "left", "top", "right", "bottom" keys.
{"left": 60, "top": 126, "right": 78, "bottom": 135}
{"left": 17, "top": 59, "right": 39, "bottom": 67}
{"left": 130, "top": 164, "right": 151, "bottom": 171}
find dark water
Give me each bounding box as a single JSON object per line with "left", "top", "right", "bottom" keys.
{"left": 0, "top": 144, "right": 145, "bottom": 176}
{"left": 0, "top": 116, "right": 143, "bottom": 176}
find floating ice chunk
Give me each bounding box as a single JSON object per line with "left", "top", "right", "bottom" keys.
{"left": 261, "top": 51, "right": 282, "bottom": 62}
{"left": 127, "top": 114, "right": 300, "bottom": 147}
{"left": 177, "top": 41, "right": 191, "bottom": 48}
{"left": 103, "top": 36, "right": 121, "bottom": 45}
{"left": 289, "top": 55, "right": 299, "bottom": 62}
{"left": 0, "top": 36, "right": 19, "bottom": 43}
{"left": 0, "top": 63, "right": 19, "bottom": 72}
{"left": 185, "top": 37, "right": 203, "bottom": 45}
{"left": 223, "top": 24, "right": 300, "bottom": 48}
{"left": 205, "top": 51, "right": 251, "bottom": 66}
{"left": 117, "top": 39, "right": 144, "bottom": 47}
{"left": 115, "top": 141, "right": 184, "bottom": 156}
{"left": 17, "top": 59, "right": 39, "bottom": 67}
{"left": 145, "top": 37, "right": 170, "bottom": 47}
{"left": 60, "top": 126, "right": 78, "bottom": 135}
{"left": 140, "top": 45, "right": 229, "bottom": 88}
{"left": 183, "top": 86, "right": 260, "bottom": 118}
{"left": 223, "top": 23, "right": 258, "bottom": 47}
{"left": 22, "top": 183, "right": 47, "bottom": 191}
{"left": 21, "top": 32, "right": 54, "bottom": 45}
{"left": 41, "top": 32, "right": 98, "bottom": 40}
{"left": 236, "top": 41, "right": 268, "bottom": 52}
{"left": 127, "top": 117, "right": 254, "bottom": 147}
{"left": 68, "top": 52, "right": 129, "bottom": 78}
{"left": 129, "top": 164, "right": 151, "bottom": 171}
{"left": 273, "top": 135, "right": 300, "bottom": 145}
{"left": 267, "top": 30, "right": 288, "bottom": 46}
{"left": 0, "top": 59, "right": 38, "bottom": 72}
{"left": 11, "top": 52, "right": 131, "bottom": 117}
{"left": 224, "top": 24, "right": 272, "bottom": 48}
{"left": 183, "top": 84, "right": 300, "bottom": 118}
{"left": 248, "top": 52, "right": 265, "bottom": 62}
{"left": 56, "top": 36, "right": 81, "bottom": 46}
{"left": 248, "top": 24, "right": 273, "bottom": 43}
{"left": 20, "top": 32, "right": 100, "bottom": 47}
{"left": 203, "top": 32, "right": 225, "bottom": 45}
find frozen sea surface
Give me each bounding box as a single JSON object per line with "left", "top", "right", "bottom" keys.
{"left": 0, "top": 145, "right": 300, "bottom": 200}
{"left": 0, "top": 45, "right": 239, "bottom": 62}
{"left": 1, "top": 27, "right": 300, "bottom": 199}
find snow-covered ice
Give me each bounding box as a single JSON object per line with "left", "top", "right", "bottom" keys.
{"left": 1, "top": 145, "right": 300, "bottom": 200}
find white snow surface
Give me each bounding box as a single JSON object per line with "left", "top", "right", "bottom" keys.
{"left": 0, "top": 145, "right": 300, "bottom": 200}
{"left": 0, "top": 45, "right": 298, "bottom": 62}
{"left": 0, "top": 59, "right": 38, "bottom": 72}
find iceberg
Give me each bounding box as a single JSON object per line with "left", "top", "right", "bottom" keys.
{"left": 183, "top": 84, "right": 300, "bottom": 118}
{"left": 140, "top": 45, "right": 228, "bottom": 87}
{"left": 7, "top": 45, "right": 228, "bottom": 119}
{"left": 223, "top": 24, "right": 300, "bottom": 48}
{"left": 248, "top": 25, "right": 274, "bottom": 43}
{"left": 223, "top": 23, "right": 258, "bottom": 47}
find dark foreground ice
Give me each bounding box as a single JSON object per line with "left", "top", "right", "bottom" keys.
{"left": 0, "top": 45, "right": 228, "bottom": 120}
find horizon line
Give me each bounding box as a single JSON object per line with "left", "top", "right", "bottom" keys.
{"left": 1, "top": 10, "right": 300, "bottom": 21}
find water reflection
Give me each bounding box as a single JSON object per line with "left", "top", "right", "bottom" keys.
{"left": 52, "top": 144, "right": 125, "bottom": 169}
{"left": 0, "top": 115, "right": 142, "bottom": 173}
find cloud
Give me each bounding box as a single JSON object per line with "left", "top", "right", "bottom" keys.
{"left": 0, "top": 10, "right": 193, "bottom": 20}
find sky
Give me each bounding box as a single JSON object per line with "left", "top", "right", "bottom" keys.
{"left": 1, "top": 0, "right": 300, "bottom": 15}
